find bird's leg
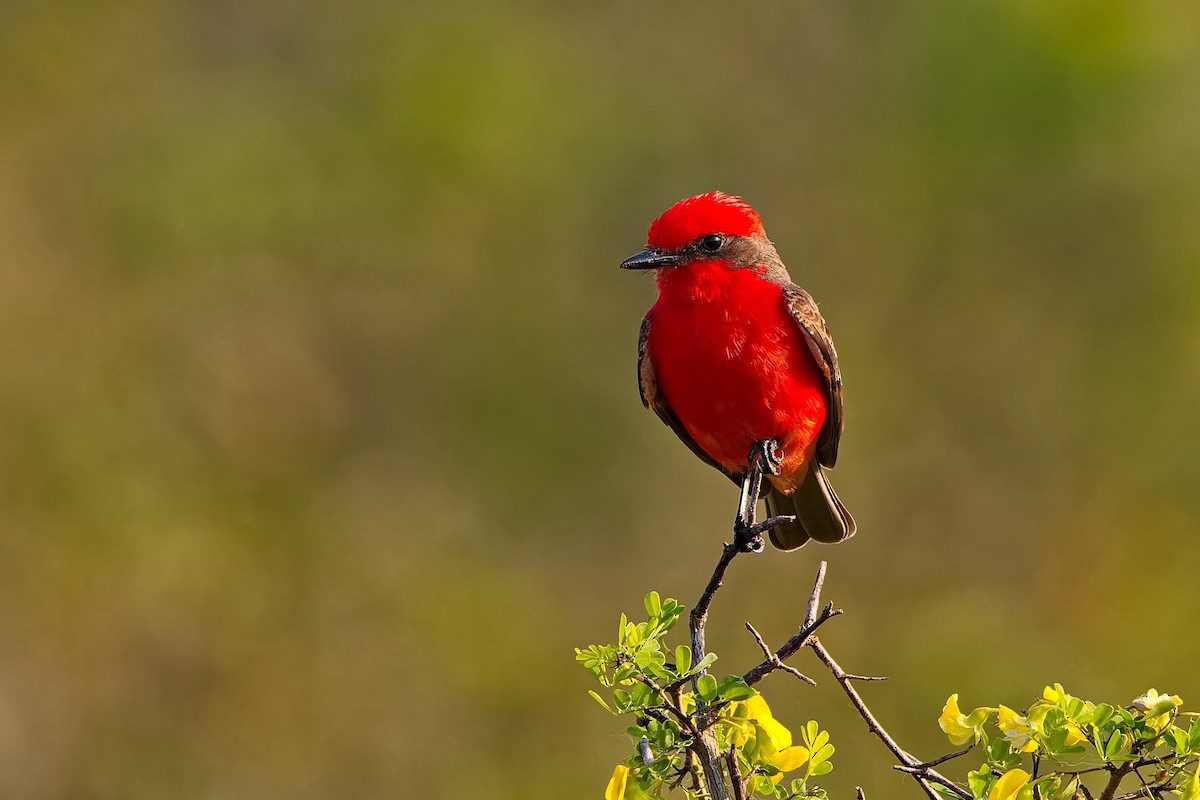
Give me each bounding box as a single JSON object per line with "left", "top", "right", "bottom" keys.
{"left": 733, "top": 469, "right": 765, "bottom": 553}
{"left": 750, "top": 438, "right": 785, "bottom": 477}
{"left": 732, "top": 438, "right": 797, "bottom": 553}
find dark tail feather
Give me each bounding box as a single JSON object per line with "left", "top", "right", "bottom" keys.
{"left": 766, "top": 465, "right": 856, "bottom": 551}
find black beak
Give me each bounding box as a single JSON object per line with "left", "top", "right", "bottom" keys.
{"left": 620, "top": 248, "right": 679, "bottom": 270}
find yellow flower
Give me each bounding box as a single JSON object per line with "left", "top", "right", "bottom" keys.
{"left": 939, "top": 694, "right": 992, "bottom": 747}
{"left": 1036, "top": 685, "right": 1086, "bottom": 745}
{"left": 1132, "top": 688, "right": 1182, "bottom": 714}
{"left": 605, "top": 765, "right": 630, "bottom": 800}
{"left": 603, "top": 764, "right": 652, "bottom": 800}
{"left": 988, "top": 768, "right": 1031, "bottom": 800}
{"left": 997, "top": 705, "right": 1039, "bottom": 753}
{"left": 1133, "top": 688, "right": 1183, "bottom": 732}
{"left": 1042, "top": 684, "right": 1071, "bottom": 705}
{"left": 741, "top": 695, "right": 812, "bottom": 779}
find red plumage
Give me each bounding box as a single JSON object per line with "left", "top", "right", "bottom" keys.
{"left": 647, "top": 260, "right": 826, "bottom": 492}
{"left": 647, "top": 192, "right": 765, "bottom": 251}
{"left": 626, "top": 191, "right": 854, "bottom": 549}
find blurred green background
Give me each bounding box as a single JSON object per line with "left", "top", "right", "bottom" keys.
{"left": 3, "top": 1, "right": 1200, "bottom": 797}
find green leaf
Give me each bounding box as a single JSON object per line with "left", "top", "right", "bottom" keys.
{"left": 660, "top": 725, "right": 676, "bottom": 748}
{"left": 697, "top": 675, "right": 719, "bottom": 703}
{"left": 1180, "top": 769, "right": 1200, "bottom": 800}
{"left": 694, "top": 652, "right": 718, "bottom": 673}
{"left": 1103, "top": 730, "right": 1124, "bottom": 761}
{"left": 588, "top": 690, "right": 614, "bottom": 714}
{"left": 1045, "top": 725, "right": 1068, "bottom": 753}
{"left": 804, "top": 727, "right": 829, "bottom": 753}
{"left": 717, "top": 676, "right": 756, "bottom": 702}
{"left": 630, "top": 681, "right": 654, "bottom": 707}
{"left": 1047, "top": 777, "right": 1079, "bottom": 800}
{"left": 613, "top": 663, "right": 637, "bottom": 683}
{"left": 613, "top": 689, "right": 632, "bottom": 712}
{"left": 644, "top": 591, "right": 662, "bottom": 620}
{"left": 1165, "top": 727, "right": 1188, "bottom": 758}
{"left": 933, "top": 783, "right": 968, "bottom": 799}
{"left": 986, "top": 736, "right": 1011, "bottom": 764}
{"left": 634, "top": 649, "right": 664, "bottom": 669}
{"left": 967, "top": 765, "right": 993, "bottom": 799}
{"left": 1188, "top": 717, "right": 1200, "bottom": 750}
{"left": 674, "top": 645, "right": 692, "bottom": 676}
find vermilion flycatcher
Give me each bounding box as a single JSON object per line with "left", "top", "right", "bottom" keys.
{"left": 621, "top": 192, "right": 855, "bottom": 552}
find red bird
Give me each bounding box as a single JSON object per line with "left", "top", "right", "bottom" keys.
{"left": 621, "top": 192, "right": 855, "bottom": 551}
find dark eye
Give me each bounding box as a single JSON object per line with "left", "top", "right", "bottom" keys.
{"left": 699, "top": 233, "right": 724, "bottom": 253}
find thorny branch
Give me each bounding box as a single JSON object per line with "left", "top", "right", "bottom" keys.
{"left": 685, "top": 544, "right": 974, "bottom": 800}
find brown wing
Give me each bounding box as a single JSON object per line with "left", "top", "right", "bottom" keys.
{"left": 781, "top": 284, "right": 844, "bottom": 468}
{"left": 637, "top": 314, "right": 739, "bottom": 483}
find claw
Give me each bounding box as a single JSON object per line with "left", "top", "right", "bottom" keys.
{"left": 734, "top": 529, "right": 764, "bottom": 554}
{"left": 734, "top": 514, "right": 797, "bottom": 553}
{"left": 748, "top": 439, "right": 785, "bottom": 477}
{"left": 731, "top": 439, "right": 790, "bottom": 553}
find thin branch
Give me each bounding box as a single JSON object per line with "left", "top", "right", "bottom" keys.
{"left": 683, "top": 750, "right": 702, "bottom": 792}
{"left": 690, "top": 542, "right": 739, "bottom": 673}
{"left": 723, "top": 749, "right": 747, "bottom": 800}
{"left": 910, "top": 745, "right": 974, "bottom": 769}
{"left": 1100, "top": 762, "right": 1134, "bottom": 800}
{"left": 799, "top": 563, "right": 970, "bottom": 800}
{"left": 687, "top": 542, "right": 742, "bottom": 800}
{"left": 632, "top": 675, "right": 699, "bottom": 736}
{"left": 742, "top": 621, "right": 816, "bottom": 686}
{"left": 804, "top": 561, "right": 827, "bottom": 627}
{"left": 740, "top": 607, "right": 841, "bottom": 685}
{"left": 812, "top": 635, "right": 966, "bottom": 799}
{"left": 680, "top": 551, "right": 975, "bottom": 800}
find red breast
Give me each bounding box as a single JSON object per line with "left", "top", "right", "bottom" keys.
{"left": 646, "top": 259, "right": 827, "bottom": 492}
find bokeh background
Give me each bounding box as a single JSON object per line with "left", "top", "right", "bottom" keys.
{"left": 3, "top": 1, "right": 1200, "bottom": 798}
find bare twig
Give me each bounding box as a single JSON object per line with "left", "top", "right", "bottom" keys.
{"left": 805, "top": 561, "right": 828, "bottom": 626}
{"left": 911, "top": 745, "right": 975, "bottom": 769}
{"left": 812, "top": 637, "right": 966, "bottom": 799}
{"left": 743, "top": 621, "right": 816, "bottom": 685}
{"left": 682, "top": 549, "right": 975, "bottom": 800}
{"left": 741, "top": 564, "right": 846, "bottom": 687}
{"left": 690, "top": 542, "right": 739, "bottom": 677}
{"left": 799, "top": 562, "right": 971, "bottom": 800}
{"left": 687, "top": 542, "right": 742, "bottom": 800}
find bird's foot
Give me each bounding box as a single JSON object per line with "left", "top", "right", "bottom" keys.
{"left": 748, "top": 439, "right": 785, "bottom": 477}
{"left": 733, "top": 514, "right": 797, "bottom": 553}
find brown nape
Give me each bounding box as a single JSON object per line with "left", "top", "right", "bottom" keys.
{"left": 718, "top": 235, "right": 793, "bottom": 284}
